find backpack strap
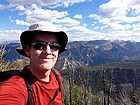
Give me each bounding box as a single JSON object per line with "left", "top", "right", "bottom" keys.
{"left": 19, "top": 71, "right": 32, "bottom": 105}
{"left": 24, "top": 82, "right": 32, "bottom": 105}
{"left": 0, "top": 70, "right": 21, "bottom": 82}
{"left": 48, "top": 69, "right": 61, "bottom": 105}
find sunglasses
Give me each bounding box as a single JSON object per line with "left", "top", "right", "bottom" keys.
{"left": 31, "top": 41, "right": 61, "bottom": 51}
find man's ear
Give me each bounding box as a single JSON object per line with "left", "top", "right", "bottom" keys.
{"left": 24, "top": 45, "right": 30, "bottom": 57}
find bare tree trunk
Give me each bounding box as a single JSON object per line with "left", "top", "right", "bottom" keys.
{"left": 0, "top": 44, "right": 8, "bottom": 59}
{"left": 0, "top": 44, "right": 9, "bottom": 71}
{"left": 107, "top": 70, "right": 111, "bottom": 105}
{"left": 66, "top": 60, "right": 75, "bottom": 105}
{"left": 79, "top": 67, "right": 92, "bottom": 105}
{"left": 69, "top": 75, "right": 72, "bottom": 105}
{"left": 102, "top": 66, "right": 106, "bottom": 105}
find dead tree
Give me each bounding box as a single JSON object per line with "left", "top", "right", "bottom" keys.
{"left": 65, "top": 60, "right": 75, "bottom": 105}
{"left": 102, "top": 66, "right": 106, "bottom": 105}
{"left": 79, "top": 66, "right": 92, "bottom": 105}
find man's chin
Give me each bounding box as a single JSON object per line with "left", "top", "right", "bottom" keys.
{"left": 40, "top": 65, "right": 53, "bottom": 71}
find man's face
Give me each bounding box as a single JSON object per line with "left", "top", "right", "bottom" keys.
{"left": 25, "top": 33, "right": 59, "bottom": 71}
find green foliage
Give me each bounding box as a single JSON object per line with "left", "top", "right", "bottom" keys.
{"left": 72, "top": 85, "right": 82, "bottom": 105}
{"left": 11, "top": 59, "right": 29, "bottom": 70}
{"left": 0, "top": 51, "right": 12, "bottom": 71}
{"left": 92, "top": 62, "right": 140, "bottom": 71}
{"left": 92, "top": 96, "right": 101, "bottom": 105}
{"left": 0, "top": 61, "right": 11, "bottom": 72}
{"left": 0, "top": 59, "right": 29, "bottom": 72}
{"left": 0, "top": 45, "right": 29, "bottom": 71}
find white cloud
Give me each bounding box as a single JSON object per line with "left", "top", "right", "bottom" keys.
{"left": 65, "top": 23, "right": 140, "bottom": 42}
{"left": 9, "top": 16, "right": 30, "bottom": 26}
{"left": 131, "top": 23, "right": 140, "bottom": 35}
{"left": 91, "top": 24, "right": 94, "bottom": 26}
{"left": 20, "top": 6, "right": 68, "bottom": 23}
{"left": 0, "top": 30, "right": 21, "bottom": 43}
{"left": 87, "top": 0, "right": 140, "bottom": 37}
{"left": 83, "top": 23, "right": 87, "bottom": 26}
{"left": 15, "top": 20, "right": 30, "bottom": 26}
{"left": 67, "top": 26, "right": 106, "bottom": 41}
{"left": 101, "top": 23, "right": 132, "bottom": 31}
{"left": 8, "top": 5, "right": 71, "bottom": 27}
{"left": 61, "top": 0, "right": 91, "bottom": 7}
{"left": 132, "top": 23, "right": 140, "bottom": 29}
{"left": 130, "top": 0, "right": 140, "bottom": 16}
{"left": 94, "top": 27, "right": 99, "bottom": 29}
{"left": 0, "top": 4, "right": 5, "bottom": 10}
{"left": 55, "top": 17, "right": 80, "bottom": 27}
{"left": 6, "top": 3, "right": 80, "bottom": 32}
{"left": 108, "top": 30, "right": 140, "bottom": 42}
{"left": 96, "top": 0, "right": 139, "bottom": 18}
{"left": 89, "top": 0, "right": 140, "bottom": 23}
{"left": 15, "top": 5, "right": 25, "bottom": 10}
{"left": 0, "top": 4, "right": 14, "bottom": 10}
{"left": 6, "top": 0, "right": 91, "bottom": 7}
{"left": 98, "top": 18, "right": 110, "bottom": 24}
{"left": 74, "top": 14, "right": 83, "bottom": 19}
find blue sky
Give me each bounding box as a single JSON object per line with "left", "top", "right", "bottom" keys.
{"left": 0, "top": 0, "right": 140, "bottom": 43}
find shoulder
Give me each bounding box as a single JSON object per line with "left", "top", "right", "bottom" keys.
{"left": 0, "top": 76, "right": 28, "bottom": 104}
{"left": 0, "top": 76, "right": 28, "bottom": 96}
{"left": 1, "top": 75, "right": 25, "bottom": 85}
{"left": 0, "top": 76, "right": 27, "bottom": 92}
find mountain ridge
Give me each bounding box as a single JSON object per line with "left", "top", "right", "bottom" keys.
{"left": 1, "top": 40, "right": 140, "bottom": 69}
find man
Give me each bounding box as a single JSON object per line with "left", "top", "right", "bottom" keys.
{"left": 0, "top": 22, "right": 68, "bottom": 105}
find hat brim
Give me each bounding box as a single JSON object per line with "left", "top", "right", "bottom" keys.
{"left": 16, "top": 49, "right": 29, "bottom": 57}
{"left": 16, "top": 30, "right": 68, "bottom": 57}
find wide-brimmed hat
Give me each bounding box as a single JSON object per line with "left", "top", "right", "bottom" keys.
{"left": 16, "top": 22, "right": 68, "bottom": 57}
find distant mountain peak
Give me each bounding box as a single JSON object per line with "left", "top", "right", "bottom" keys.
{"left": 1, "top": 40, "right": 140, "bottom": 69}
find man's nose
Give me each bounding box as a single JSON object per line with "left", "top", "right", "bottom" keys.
{"left": 44, "top": 44, "right": 52, "bottom": 54}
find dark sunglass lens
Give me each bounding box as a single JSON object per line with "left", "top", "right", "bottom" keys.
{"left": 50, "top": 43, "right": 61, "bottom": 51}
{"left": 31, "top": 42, "right": 60, "bottom": 51}
{"left": 32, "top": 42, "right": 46, "bottom": 50}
